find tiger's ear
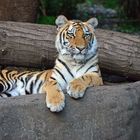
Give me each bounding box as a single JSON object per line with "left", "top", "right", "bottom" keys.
{"left": 87, "top": 17, "right": 98, "bottom": 28}
{"left": 55, "top": 15, "right": 68, "bottom": 30}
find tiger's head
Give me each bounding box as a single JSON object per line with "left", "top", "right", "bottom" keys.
{"left": 55, "top": 15, "right": 98, "bottom": 64}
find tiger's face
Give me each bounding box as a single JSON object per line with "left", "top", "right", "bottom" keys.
{"left": 55, "top": 15, "right": 98, "bottom": 64}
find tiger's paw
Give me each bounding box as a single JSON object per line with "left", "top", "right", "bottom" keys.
{"left": 67, "top": 79, "right": 86, "bottom": 99}
{"left": 46, "top": 90, "right": 65, "bottom": 112}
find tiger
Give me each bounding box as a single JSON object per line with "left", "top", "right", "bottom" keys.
{"left": 0, "top": 15, "right": 103, "bottom": 112}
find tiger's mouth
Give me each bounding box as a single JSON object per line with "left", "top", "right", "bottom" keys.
{"left": 62, "top": 47, "right": 87, "bottom": 56}
{"left": 69, "top": 45, "right": 88, "bottom": 55}
{"left": 73, "top": 53, "right": 85, "bottom": 61}
{"left": 60, "top": 49, "right": 88, "bottom": 64}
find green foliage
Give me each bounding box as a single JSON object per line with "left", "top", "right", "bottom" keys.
{"left": 117, "top": 23, "right": 140, "bottom": 34}
{"left": 103, "top": 0, "right": 119, "bottom": 9}
{"left": 36, "top": 0, "right": 140, "bottom": 35}
{"left": 85, "top": 0, "right": 93, "bottom": 5}
{"left": 37, "top": 0, "right": 85, "bottom": 25}
{"left": 93, "top": 0, "right": 119, "bottom": 9}
{"left": 37, "top": 16, "right": 55, "bottom": 25}
{"left": 40, "top": 0, "right": 85, "bottom": 17}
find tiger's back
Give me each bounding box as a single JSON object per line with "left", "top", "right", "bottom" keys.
{"left": 0, "top": 69, "right": 52, "bottom": 97}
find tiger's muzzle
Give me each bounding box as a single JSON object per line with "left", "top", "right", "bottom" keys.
{"left": 69, "top": 45, "right": 88, "bottom": 55}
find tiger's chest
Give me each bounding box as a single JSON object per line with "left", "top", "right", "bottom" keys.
{"left": 52, "top": 61, "right": 98, "bottom": 91}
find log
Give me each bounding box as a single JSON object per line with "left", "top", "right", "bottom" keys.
{"left": 0, "top": 81, "right": 140, "bottom": 140}
{"left": 0, "top": 22, "right": 56, "bottom": 69}
{"left": 97, "top": 30, "right": 140, "bottom": 80}
{"left": 0, "top": 21, "right": 140, "bottom": 80}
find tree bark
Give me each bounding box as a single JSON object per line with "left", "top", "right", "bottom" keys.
{"left": 0, "top": 21, "right": 140, "bottom": 80}
{"left": 97, "top": 29, "right": 140, "bottom": 80}
{"left": 119, "top": 0, "right": 140, "bottom": 19}
{"left": 0, "top": 0, "right": 39, "bottom": 22}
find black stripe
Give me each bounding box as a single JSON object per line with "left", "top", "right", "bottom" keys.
{"left": 0, "top": 72, "right": 6, "bottom": 80}
{"left": 44, "top": 72, "right": 49, "bottom": 81}
{"left": 30, "top": 81, "right": 34, "bottom": 94}
{"left": 34, "top": 72, "right": 44, "bottom": 85}
{"left": 50, "top": 77, "right": 56, "bottom": 81}
{"left": 0, "top": 80, "right": 6, "bottom": 91}
{"left": 25, "top": 77, "right": 29, "bottom": 85}
{"left": 59, "top": 30, "right": 63, "bottom": 46}
{"left": 0, "top": 72, "right": 11, "bottom": 91}
{"left": 20, "top": 78, "right": 25, "bottom": 88}
{"left": 17, "top": 71, "right": 31, "bottom": 79}
{"left": 62, "top": 32, "right": 66, "bottom": 46}
{"left": 9, "top": 72, "right": 15, "bottom": 85}
{"left": 85, "top": 64, "right": 98, "bottom": 73}
{"left": 86, "top": 54, "right": 97, "bottom": 62}
{"left": 54, "top": 68, "right": 67, "bottom": 83}
{"left": 36, "top": 81, "right": 43, "bottom": 93}
{"left": 25, "top": 90, "right": 31, "bottom": 95}
{"left": 20, "top": 77, "right": 24, "bottom": 83}
{"left": 59, "top": 25, "right": 69, "bottom": 46}
{"left": 3, "top": 81, "right": 10, "bottom": 91}
{"left": 24, "top": 73, "right": 35, "bottom": 94}
{"left": 57, "top": 59, "right": 74, "bottom": 77}
{"left": 51, "top": 81, "right": 57, "bottom": 86}
{"left": 5, "top": 71, "right": 12, "bottom": 81}
{"left": 0, "top": 79, "right": 5, "bottom": 84}
{"left": 5, "top": 71, "right": 13, "bottom": 90}
{"left": 5, "top": 93, "right": 11, "bottom": 97}
{"left": 24, "top": 73, "right": 34, "bottom": 84}
{"left": 81, "top": 76, "right": 85, "bottom": 80}
{"left": 0, "top": 83, "right": 4, "bottom": 92}
{"left": 77, "top": 64, "right": 84, "bottom": 72}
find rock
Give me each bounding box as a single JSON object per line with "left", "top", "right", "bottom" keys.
{"left": 0, "top": 82, "right": 140, "bottom": 140}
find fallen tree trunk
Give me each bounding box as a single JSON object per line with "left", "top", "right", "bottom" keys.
{"left": 0, "top": 82, "right": 140, "bottom": 140}
{"left": 0, "top": 22, "right": 56, "bottom": 69}
{"left": 97, "top": 30, "right": 140, "bottom": 80}
{"left": 0, "top": 21, "right": 140, "bottom": 80}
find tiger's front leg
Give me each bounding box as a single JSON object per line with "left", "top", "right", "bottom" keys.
{"left": 43, "top": 79, "right": 65, "bottom": 112}
{"left": 67, "top": 72, "right": 103, "bottom": 99}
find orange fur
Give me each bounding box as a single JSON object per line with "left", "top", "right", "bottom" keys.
{"left": 43, "top": 79, "right": 65, "bottom": 112}
{"left": 68, "top": 72, "right": 103, "bottom": 96}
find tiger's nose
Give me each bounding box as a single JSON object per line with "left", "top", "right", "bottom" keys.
{"left": 76, "top": 46, "right": 85, "bottom": 51}
{"left": 75, "top": 46, "right": 87, "bottom": 54}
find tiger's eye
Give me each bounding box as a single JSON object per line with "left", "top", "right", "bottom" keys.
{"left": 84, "top": 33, "right": 91, "bottom": 38}
{"left": 67, "top": 32, "right": 74, "bottom": 37}
{"left": 63, "top": 41, "right": 69, "bottom": 45}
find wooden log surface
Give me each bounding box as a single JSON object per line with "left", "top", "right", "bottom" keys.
{"left": 0, "top": 21, "right": 140, "bottom": 80}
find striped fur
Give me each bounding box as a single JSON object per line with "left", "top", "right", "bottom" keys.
{"left": 0, "top": 15, "right": 103, "bottom": 112}
{"left": 0, "top": 70, "right": 52, "bottom": 97}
